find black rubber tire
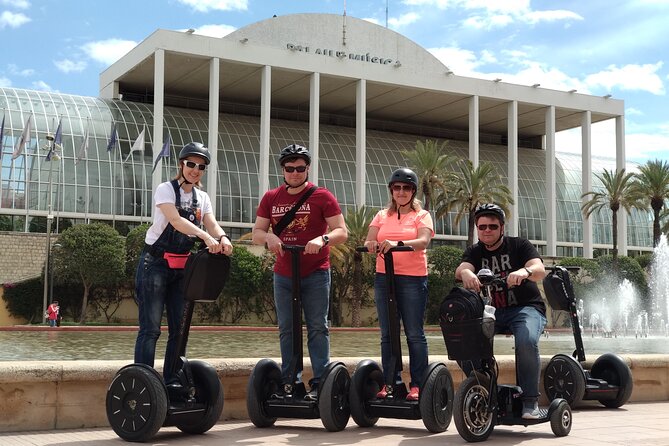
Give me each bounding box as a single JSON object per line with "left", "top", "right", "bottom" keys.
{"left": 175, "top": 360, "right": 224, "bottom": 434}
{"left": 591, "top": 353, "right": 633, "bottom": 408}
{"left": 106, "top": 364, "right": 167, "bottom": 442}
{"left": 419, "top": 363, "right": 454, "bottom": 433}
{"left": 246, "top": 359, "right": 281, "bottom": 428}
{"left": 550, "top": 400, "right": 572, "bottom": 437}
{"left": 349, "top": 360, "right": 384, "bottom": 427}
{"left": 453, "top": 373, "right": 495, "bottom": 443}
{"left": 543, "top": 354, "right": 586, "bottom": 407}
{"left": 318, "top": 363, "right": 351, "bottom": 432}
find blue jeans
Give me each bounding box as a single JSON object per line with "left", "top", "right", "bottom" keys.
{"left": 274, "top": 269, "right": 331, "bottom": 387}
{"left": 496, "top": 306, "right": 546, "bottom": 400}
{"left": 134, "top": 250, "right": 185, "bottom": 383}
{"left": 375, "top": 273, "right": 428, "bottom": 388}
{"left": 459, "top": 305, "right": 546, "bottom": 400}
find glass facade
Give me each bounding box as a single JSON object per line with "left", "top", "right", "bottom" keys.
{"left": 0, "top": 87, "right": 653, "bottom": 250}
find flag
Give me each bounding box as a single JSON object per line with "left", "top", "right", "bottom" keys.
{"left": 46, "top": 118, "right": 63, "bottom": 161}
{"left": 106, "top": 122, "right": 117, "bottom": 153}
{"left": 12, "top": 114, "right": 32, "bottom": 160}
{"left": 75, "top": 124, "right": 89, "bottom": 165}
{"left": 124, "top": 126, "right": 145, "bottom": 163}
{"left": 152, "top": 134, "right": 171, "bottom": 173}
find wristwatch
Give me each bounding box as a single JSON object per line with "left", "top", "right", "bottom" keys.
{"left": 322, "top": 235, "right": 330, "bottom": 246}
{"left": 524, "top": 267, "right": 533, "bottom": 277}
{"left": 397, "top": 241, "right": 405, "bottom": 246}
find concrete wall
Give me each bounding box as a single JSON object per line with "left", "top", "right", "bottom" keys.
{"left": 1, "top": 354, "right": 667, "bottom": 433}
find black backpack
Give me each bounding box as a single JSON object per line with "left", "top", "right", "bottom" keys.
{"left": 182, "top": 248, "right": 231, "bottom": 302}
{"left": 440, "top": 286, "right": 484, "bottom": 323}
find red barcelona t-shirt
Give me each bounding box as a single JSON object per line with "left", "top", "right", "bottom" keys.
{"left": 256, "top": 182, "right": 342, "bottom": 277}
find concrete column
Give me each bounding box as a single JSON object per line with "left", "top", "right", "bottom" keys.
{"left": 616, "top": 116, "right": 627, "bottom": 256}
{"left": 207, "top": 57, "right": 220, "bottom": 202}
{"left": 507, "top": 100, "right": 518, "bottom": 237}
{"left": 258, "top": 65, "right": 271, "bottom": 196}
{"left": 545, "top": 106, "right": 556, "bottom": 257}
{"left": 356, "top": 79, "right": 367, "bottom": 207}
{"left": 151, "top": 49, "right": 165, "bottom": 198}
{"left": 309, "top": 72, "right": 320, "bottom": 185}
{"left": 581, "top": 111, "right": 593, "bottom": 258}
{"left": 469, "top": 96, "right": 479, "bottom": 168}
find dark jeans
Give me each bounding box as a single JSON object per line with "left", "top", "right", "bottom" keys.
{"left": 374, "top": 273, "right": 429, "bottom": 388}
{"left": 134, "top": 250, "right": 185, "bottom": 383}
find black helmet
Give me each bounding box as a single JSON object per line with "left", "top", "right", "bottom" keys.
{"left": 279, "top": 144, "right": 311, "bottom": 165}
{"left": 388, "top": 168, "right": 418, "bottom": 190}
{"left": 179, "top": 142, "right": 211, "bottom": 165}
{"left": 474, "top": 203, "right": 506, "bottom": 224}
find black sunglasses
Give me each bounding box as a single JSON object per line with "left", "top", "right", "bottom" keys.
{"left": 284, "top": 165, "right": 307, "bottom": 173}
{"left": 391, "top": 184, "right": 414, "bottom": 192}
{"left": 477, "top": 224, "right": 500, "bottom": 231}
{"left": 183, "top": 160, "right": 206, "bottom": 171}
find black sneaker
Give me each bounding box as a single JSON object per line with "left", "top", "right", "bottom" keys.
{"left": 304, "top": 386, "right": 319, "bottom": 401}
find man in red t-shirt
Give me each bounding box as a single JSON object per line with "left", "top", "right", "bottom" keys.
{"left": 253, "top": 144, "right": 348, "bottom": 401}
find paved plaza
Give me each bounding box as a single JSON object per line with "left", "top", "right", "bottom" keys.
{"left": 2, "top": 401, "right": 668, "bottom": 446}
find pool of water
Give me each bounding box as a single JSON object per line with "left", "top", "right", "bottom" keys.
{"left": 1, "top": 329, "right": 668, "bottom": 361}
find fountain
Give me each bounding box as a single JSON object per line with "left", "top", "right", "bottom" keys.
{"left": 649, "top": 234, "right": 669, "bottom": 336}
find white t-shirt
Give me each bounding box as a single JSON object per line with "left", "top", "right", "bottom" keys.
{"left": 145, "top": 181, "right": 213, "bottom": 245}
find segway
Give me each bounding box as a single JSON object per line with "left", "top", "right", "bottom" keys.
{"left": 106, "top": 246, "right": 229, "bottom": 442}
{"left": 441, "top": 269, "right": 571, "bottom": 442}
{"left": 542, "top": 265, "right": 633, "bottom": 408}
{"left": 246, "top": 244, "right": 351, "bottom": 432}
{"left": 349, "top": 246, "right": 454, "bottom": 433}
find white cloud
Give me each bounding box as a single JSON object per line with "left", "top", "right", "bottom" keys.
{"left": 626, "top": 107, "right": 644, "bottom": 116}
{"left": 524, "top": 10, "right": 583, "bottom": 24}
{"left": 585, "top": 62, "right": 665, "bottom": 95}
{"left": 0, "top": 10, "right": 30, "bottom": 28}
{"left": 54, "top": 59, "right": 87, "bottom": 73}
{"left": 388, "top": 12, "right": 421, "bottom": 28}
{"left": 7, "top": 63, "right": 34, "bottom": 76}
{"left": 0, "top": 0, "right": 30, "bottom": 9}
{"left": 188, "top": 24, "right": 236, "bottom": 38}
{"left": 362, "top": 17, "right": 381, "bottom": 26}
{"left": 0, "top": 76, "right": 11, "bottom": 87}
{"left": 176, "top": 0, "right": 248, "bottom": 13}
{"left": 82, "top": 39, "right": 138, "bottom": 66}
{"left": 31, "top": 80, "right": 55, "bottom": 92}
{"left": 428, "top": 46, "right": 483, "bottom": 75}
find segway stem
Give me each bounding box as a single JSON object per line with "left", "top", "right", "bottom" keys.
{"left": 283, "top": 244, "right": 306, "bottom": 389}
{"left": 546, "top": 266, "right": 586, "bottom": 362}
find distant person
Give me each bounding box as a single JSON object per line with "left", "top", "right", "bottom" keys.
{"left": 47, "top": 300, "right": 59, "bottom": 328}
{"left": 252, "top": 144, "right": 348, "bottom": 401}
{"left": 455, "top": 203, "right": 546, "bottom": 419}
{"left": 363, "top": 168, "right": 434, "bottom": 401}
{"left": 134, "top": 142, "right": 233, "bottom": 385}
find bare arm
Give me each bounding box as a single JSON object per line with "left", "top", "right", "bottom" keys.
{"left": 252, "top": 216, "right": 284, "bottom": 256}
{"left": 507, "top": 258, "right": 546, "bottom": 287}
{"left": 456, "top": 261, "right": 480, "bottom": 292}
{"left": 202, "top": 212, "right": 232, "bottom": 255}
{"left": 304, "top": 213, "right": 348, "bottom": 254}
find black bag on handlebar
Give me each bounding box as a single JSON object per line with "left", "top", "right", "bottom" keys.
{"left": 542, "top": 266, "right": 574, "bottom": 312}
{"left": 182, "top": 248, "right": 231, "bottom": 302}
{"left": 439, "top": 286, "right": 484, "bottom": 323}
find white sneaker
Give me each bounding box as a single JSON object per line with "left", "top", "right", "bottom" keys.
{"left": 521, "top": 401, "right": 540, "bottom": 419}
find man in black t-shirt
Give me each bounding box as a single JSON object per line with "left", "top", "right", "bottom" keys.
{"left": 455, "top": 204, "right": 546, "bottom": 420}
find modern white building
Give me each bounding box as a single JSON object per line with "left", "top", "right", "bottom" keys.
{"left": 0, "top": 13, "right": 652, "bottom": 256}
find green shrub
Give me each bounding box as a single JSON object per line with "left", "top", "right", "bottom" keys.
{"left": 427, "top": 245, "right": 464, "bottom": 324}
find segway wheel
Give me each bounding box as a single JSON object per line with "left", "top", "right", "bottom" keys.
{"left": 349, "top": 359, "right": 384, "bottom": 427}
{"left": 106, "top": 364, "right": 167, "bottom": 442}
{"left": 246, "top": 359, "right": 281, "bottom": 428}
{"left": 549, "top": 399, "right": 572, "bottom": 437}
{"left": 591, "top": 353, "right": 633, "bottom": 408}
{"left": 175, "top": 360, "right": 224, "bottom": 434}
{"left": 318, "top": 363, "right": 351, "bottom": 432}
{"left": 543, "top": 354, "right": 586, "bottom": 407}
{"left": 419, "top": 363, "right": 454, "bottom": 433}
{"left": 453, "top": 373, "right": 495, "bottom": 443}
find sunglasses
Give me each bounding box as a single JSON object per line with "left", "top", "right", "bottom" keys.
{"left": 391, "top": 184, "right": 414, "bottom": 192}
{"left": 284, "top": 165, "right": 307, "bottom": 173}
{"left": 182, "top": 160, "right": 206, "bottom": 171}
{"left": 477, "top": 224, "right": 500, "bottom": 231}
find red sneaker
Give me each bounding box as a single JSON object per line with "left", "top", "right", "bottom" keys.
{"left": 376, "top": 385, "right": 388, "bottom": 398}
{"left": 407, "top": 386, "right": 420, "bottom": 401}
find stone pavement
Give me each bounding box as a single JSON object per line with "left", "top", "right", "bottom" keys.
{"left": 2, "top": 401, "right": 669, "bottom": 446}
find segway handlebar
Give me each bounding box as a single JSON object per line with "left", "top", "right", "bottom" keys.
{"left": 545, "top": 265, "right": 581, "bottom": 272}
{"left": 282, "top": 244, "right": 306, "bottom": 252}
{"left": 356, "top": 245, "right": 415, "bottom": 253}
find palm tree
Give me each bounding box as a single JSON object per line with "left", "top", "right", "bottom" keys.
{"left": 401, "top": 139, "right": 456, "bottom": 211}
{"left": 330, "top": 206, "right": 377, "bottom": 327}
{"left": 581, "top": 168, "right": 647, "bottom": 261}
{"left": 632, "top": 159, "right": 669, "bottom": 247}
{"left": 434, "top": 160, "right": 514, "bottom": 246}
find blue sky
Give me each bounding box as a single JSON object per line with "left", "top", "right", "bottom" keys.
{"left": 1, "top": 0, "right": 668, "bottom": 163}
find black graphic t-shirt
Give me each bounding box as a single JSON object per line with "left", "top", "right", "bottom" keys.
{"left": 462, "top": 236, "right": 546, "bottom": 315}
